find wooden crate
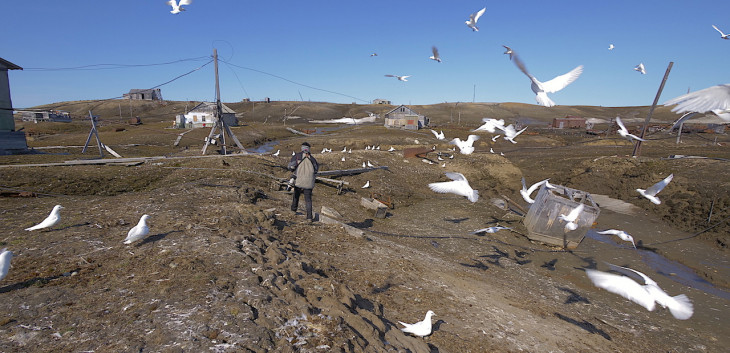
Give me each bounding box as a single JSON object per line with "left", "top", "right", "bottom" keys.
{"left": 360, "top": 197, "right": 388, "bottom": 219}
{"left": 523, "top": 184, "right": 600, "bottom": 249}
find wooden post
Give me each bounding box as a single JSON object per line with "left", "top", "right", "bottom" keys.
{"left": 632, "top": 62, "right": 673, "bottom": 157}
{"left": 82, "top": 110, "right": 104, "bottom": 158}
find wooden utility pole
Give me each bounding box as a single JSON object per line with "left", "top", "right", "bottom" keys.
{"left": 202, "top": 48, "right": 245, "bottom": 155}
{"left": 632, "top": 61, "right": 673, "bottom": 157}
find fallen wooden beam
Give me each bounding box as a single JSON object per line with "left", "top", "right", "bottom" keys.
{"left": 286, "top": 127, "right": 310, "bottom": 136}
{"left": 317, "top": 166, "right": 388, "bottom": 177}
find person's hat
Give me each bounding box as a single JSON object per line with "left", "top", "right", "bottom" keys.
{"left": 301, "top": 142, "right": 311, "bottom": 153}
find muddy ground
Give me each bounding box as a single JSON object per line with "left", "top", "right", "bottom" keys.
{"left": 0, "top": 120, "right": 729, "bottom": 352}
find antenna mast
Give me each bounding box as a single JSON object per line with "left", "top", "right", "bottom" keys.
{"left": 202, "top": 48, "right": 245, "bottom": 155}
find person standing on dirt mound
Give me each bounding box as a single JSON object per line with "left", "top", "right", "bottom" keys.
{"left": 288, "top": 142, "right": 319, "bottom": 221}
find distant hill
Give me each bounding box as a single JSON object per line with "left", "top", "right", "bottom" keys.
{"left": 25, "top": 99, "right": 687, "bottom": 126}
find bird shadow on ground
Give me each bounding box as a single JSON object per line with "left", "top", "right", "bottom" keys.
{"left": 460, "top": 259, "right": 490, "bottom": 271}
{"left": 443, "top": 217, "right": 469, "bottom": 224}
{"left": 347, "top": 219, "right": 374, "bottom": 229}
{"left": 479, "top": 246, "right": 511, "bottom": 267}
{"left": 558, "top": 286, "right": 591, "bottom": 305}
{"left": 554, "top": 313, "right": 611, "bottom": 340}
{"left": 0, "top": 268, "right": 80, "bottom": 294}
{"left": 568, "top": 252, "right": 597, "bottom": 270}
{"left": 138, "top": 230, "right": 181, "bottom": 246}
{"left": 541, "top": 258, "right": 558, "bottom": 271}
{"left": 57, "top": 222, "right": 91, "bottom": 231}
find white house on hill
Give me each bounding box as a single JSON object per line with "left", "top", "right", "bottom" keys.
{"left": 176, "top": 102, "right": 238, "bottom": 128}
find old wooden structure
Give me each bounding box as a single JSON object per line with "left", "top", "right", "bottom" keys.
{"left": 178, "top": 102, "right": 238, "bottom": 129}
{"left": 552, "top": 116, "right": 586, "bottom": 129}
{"left": 20, "top": 110, "right": 72, "bottom": 123}
{"left": 523, "top": 184, "right": 600, "bottom": 249}
{"left": 123, "top": 88, "right": 163, "bottom": 101}
{"left": 384, "top": 105, "right": 428, "bottom": 130}
{"left": 0, "top": 57, "right": 26, "bottom": 154}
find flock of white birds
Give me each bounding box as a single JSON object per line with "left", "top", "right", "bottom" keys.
{"left": 3, "top": 3, "right": 726, "bottom": 339}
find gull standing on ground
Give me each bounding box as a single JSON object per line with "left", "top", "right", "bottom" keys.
{"left": 428, "top": 172, "right": 479, "bottom": 203}
{"left": 341, "top": 156, "right": 346, "bottom": 162}
{"left": 399, "top": 310, "right": 436, "bottom": 337}
{"left": 385, "top": 75, "right": 410, "bottom": 82}
{"left": 473, "top": 118, "right": 505, "bottom": 133}
{"left": 608, "top": 44, "right": 615, "bottom": 50}
{"left": 597, "top": 229, "right": 637, "bottom": 249}
{"left": 0, "top": 248, "right": 13, "bottom": 281}
{"left": 470, "top": 226, "right": 511, "bottom": 234}
{"left": 637, "top": 174, "right": 673, "bottom": 205}
{"left": 25, "top": 205, "right": 63, "bottom": 231}
{"left": 362, "top": 162, "right": 367, "bottom": 168}
{"left": 559, "top": 203, "right": 584, "bottom": 231}
{"left": 634, "top": 63, "right": 646, "bottom": 74}
{"left": 367, "top": 161, "right": 375, "bottom": 167}
{"left": 124, "top": 215, "right": 150, "bottom": 245}
{"left": 500, "top": 124, "right": 527, "bottom": 144}
{"left": 167, "top": 0, "right": 192, "bottom": 14}
{"left": 502, "top": 45, "right": 513, "bottom": 59}
{"left": 664, "top": 84, "right": 730, "bottom": 122}
{"left": 431, "top": 129, "right": 445, "bottom": 140}
{"left": 615, "top": 117, "right": 645, "bottom": 142}
{"left": 585, "top": 264, "right": 693, "bottom": 320}
{"left": 362, "top": 181, "right": 371, "bottom": 189}
{"left": 465, "top": 7, "right": 486, "bottom": 32}
{"left": 429, "top": 46, "right": 442, "bottom": 62}
{"left": 712, "top": 25, "right": 730, "bottom": 39}
{"left": 272, "top": 149, "right": 280, "bottom": 156}
{"left": 512, "top": 52, "right": 583, "bottom": 107}
{"left": 388, "top": 146, "right": 395, "bottom": 152}
{"left": 449, "top": 135, "right": 480, "bottom": 155}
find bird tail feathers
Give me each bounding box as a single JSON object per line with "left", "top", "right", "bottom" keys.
{"left": 668, "top": 294, "right": 694, "bottom": 320}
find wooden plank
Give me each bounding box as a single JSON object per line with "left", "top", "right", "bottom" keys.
{"left": 286, "top": 127, "right": 311, "bottom": 136}
{"left": 317, "top": 166, "right": 388, "bottom": 177}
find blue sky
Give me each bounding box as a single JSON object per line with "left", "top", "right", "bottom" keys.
{"left": 2, "top": 1, "right": 729, "bottom": 109}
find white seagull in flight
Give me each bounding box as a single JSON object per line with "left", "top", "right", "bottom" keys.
{"left": 559, "top": 203, "right": 584, "bottom": 231}
{"left": 167, "top": 0, "right": 192, "bottom": 14}
{"left": 385, "top": 74, "right": 410, "bottom": 82}
{"left": 586, "top": 264, "right": 693, "bottom": 320}
{"left": 608, "top": 44, "right": 615, "bottom": 50}
{"left": 473, "top": 118, "right": 505, "bottom": 133}
{"left": 449, "top": 135, "right": 480, "bottom": 154}
{"left": 429, "top": 46, "right": 442, "bottom": 62}
{"left": 465, "top": 7, "right": 486, "bottom": 32}
{"left": 712, "top": 25, "right": 730, "bottom": 39}
{"left": 502, "top": 45, "right": 513, "bottom": 59}
{"left": 520, "top": 178, "right": 551, "bottom": 204}
{"left": 430, "top": 129, "right": 445, "bottom": 140}
{"left": 636, "top": 174, "right": 673, "bottom": 205}
{"left": 500, "top": 124, "right": 527, "bottom": 144}
{"left": 398, "top": 310, "right": 436, "bottom": 337}
{"left": 634, "top": 63, "right": 646, "bottom": 75}
{"left": 512, "top": 52, "right": 583, "bottom": 107}
{"left": 429, "top": 172, "right": 479, "bottom": 203}
{"left": 615, "top": 117, "right": 645, "bottom": 142}
{"left": 596, "top": 229, "right": 637, "bottom": 249}
{"left": 664, "top": 84, "right": 730, "bottom": 122}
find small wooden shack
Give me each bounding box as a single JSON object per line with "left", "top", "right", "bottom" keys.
{"left": 20, "top": 110, "right": 72, "bottom": 123}
{"left": 123, "top": 88, "right": 163, "bottom": 101}
{"left": 178, "top": 102, "right": 238, "bottom": 128}
{"left": 552, "top": 116, "right": 586, "bottom": 129}
{"left": 384, "top": 105, "right": 428, "bottom": 130}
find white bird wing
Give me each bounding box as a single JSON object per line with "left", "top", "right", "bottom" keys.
{"left": 541, "top": 65, "right": 583, "bottom": 93}
{"left": 512, "top": 53, "right": 535, "bottom": 81}
{"left": 526, "top": 178, "right": 548, "bottom": 195}
{"left": 428, "top": 180, "right": 462, "bottom": 195}
{"left": 167, "top": 0, "right": 177, "bottom": 7}
{"left": 597, "top": 229, "right": 621, "bottom": 236}
{"left": 466, "top": 134, "right": 480, "bottom": 144}
{"left": 645, "top": 174, "right": 673, "bottom": 196}
{"left": 585, "top": 269, "right": 656, "bottom": 311}
{"left": 179, "top": 0, "right": 192, "bottom": 5}
{"left": 565, "top": 203, "right": 585, "bottom": 222}
{"left": 615, "top": 117, "right": 628, "bottom": 133}
{"left": 431, "top": 129, "right": 440, "bottom": 138}
{"left": 663, "top": 84, "right": 730, "bottom": 114}
{"left": 431, "top": 46, "right": 440, "bottom": 59}
{"left": 713, "top": 25, "right": 726, "bottom": 36}
{"left": 444, "top": 172, "right": 467, "bottom": 182}
{"left": 472, "top": 7, "right": 486, "bottom": 23}
{"left": 400, "top": 76, "right": 411, "bottom": 80}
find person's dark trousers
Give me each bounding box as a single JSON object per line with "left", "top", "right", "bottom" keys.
{"left": 291, "top": 187, "right": 313, "bottom": 220}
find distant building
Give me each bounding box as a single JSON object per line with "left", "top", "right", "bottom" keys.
{"left": 123, "top": 88, "right": 163, "bottom": 101}
{"left": 384, "top": 105, "right": 428, "bottom": 130}
{"left": 552, "top": 116, "right": 586, "bottom": 129}
{"left": 176, "top": 102, "right": 238, "bottom": 128}
{"left": 0, "top": 57, "right": 27, "bottom": 154}
{"left": 20, "top": 110, "right": 72, "bottom": 123}
{"left": 373, "top": 98, "right": 391, "bottom": 105}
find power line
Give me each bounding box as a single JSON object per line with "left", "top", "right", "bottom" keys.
{"left": 22, "top": 57, "right": 211, "bottom": 71}
{"left": 219, "top": 58, "right": 369, "bottom": 103}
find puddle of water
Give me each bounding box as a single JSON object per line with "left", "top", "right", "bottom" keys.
{"left": 247, "top": 141, "right": 279, "bottom": 154}
{"left": 585, "top": 229, "right": 730, "bottom": 300}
